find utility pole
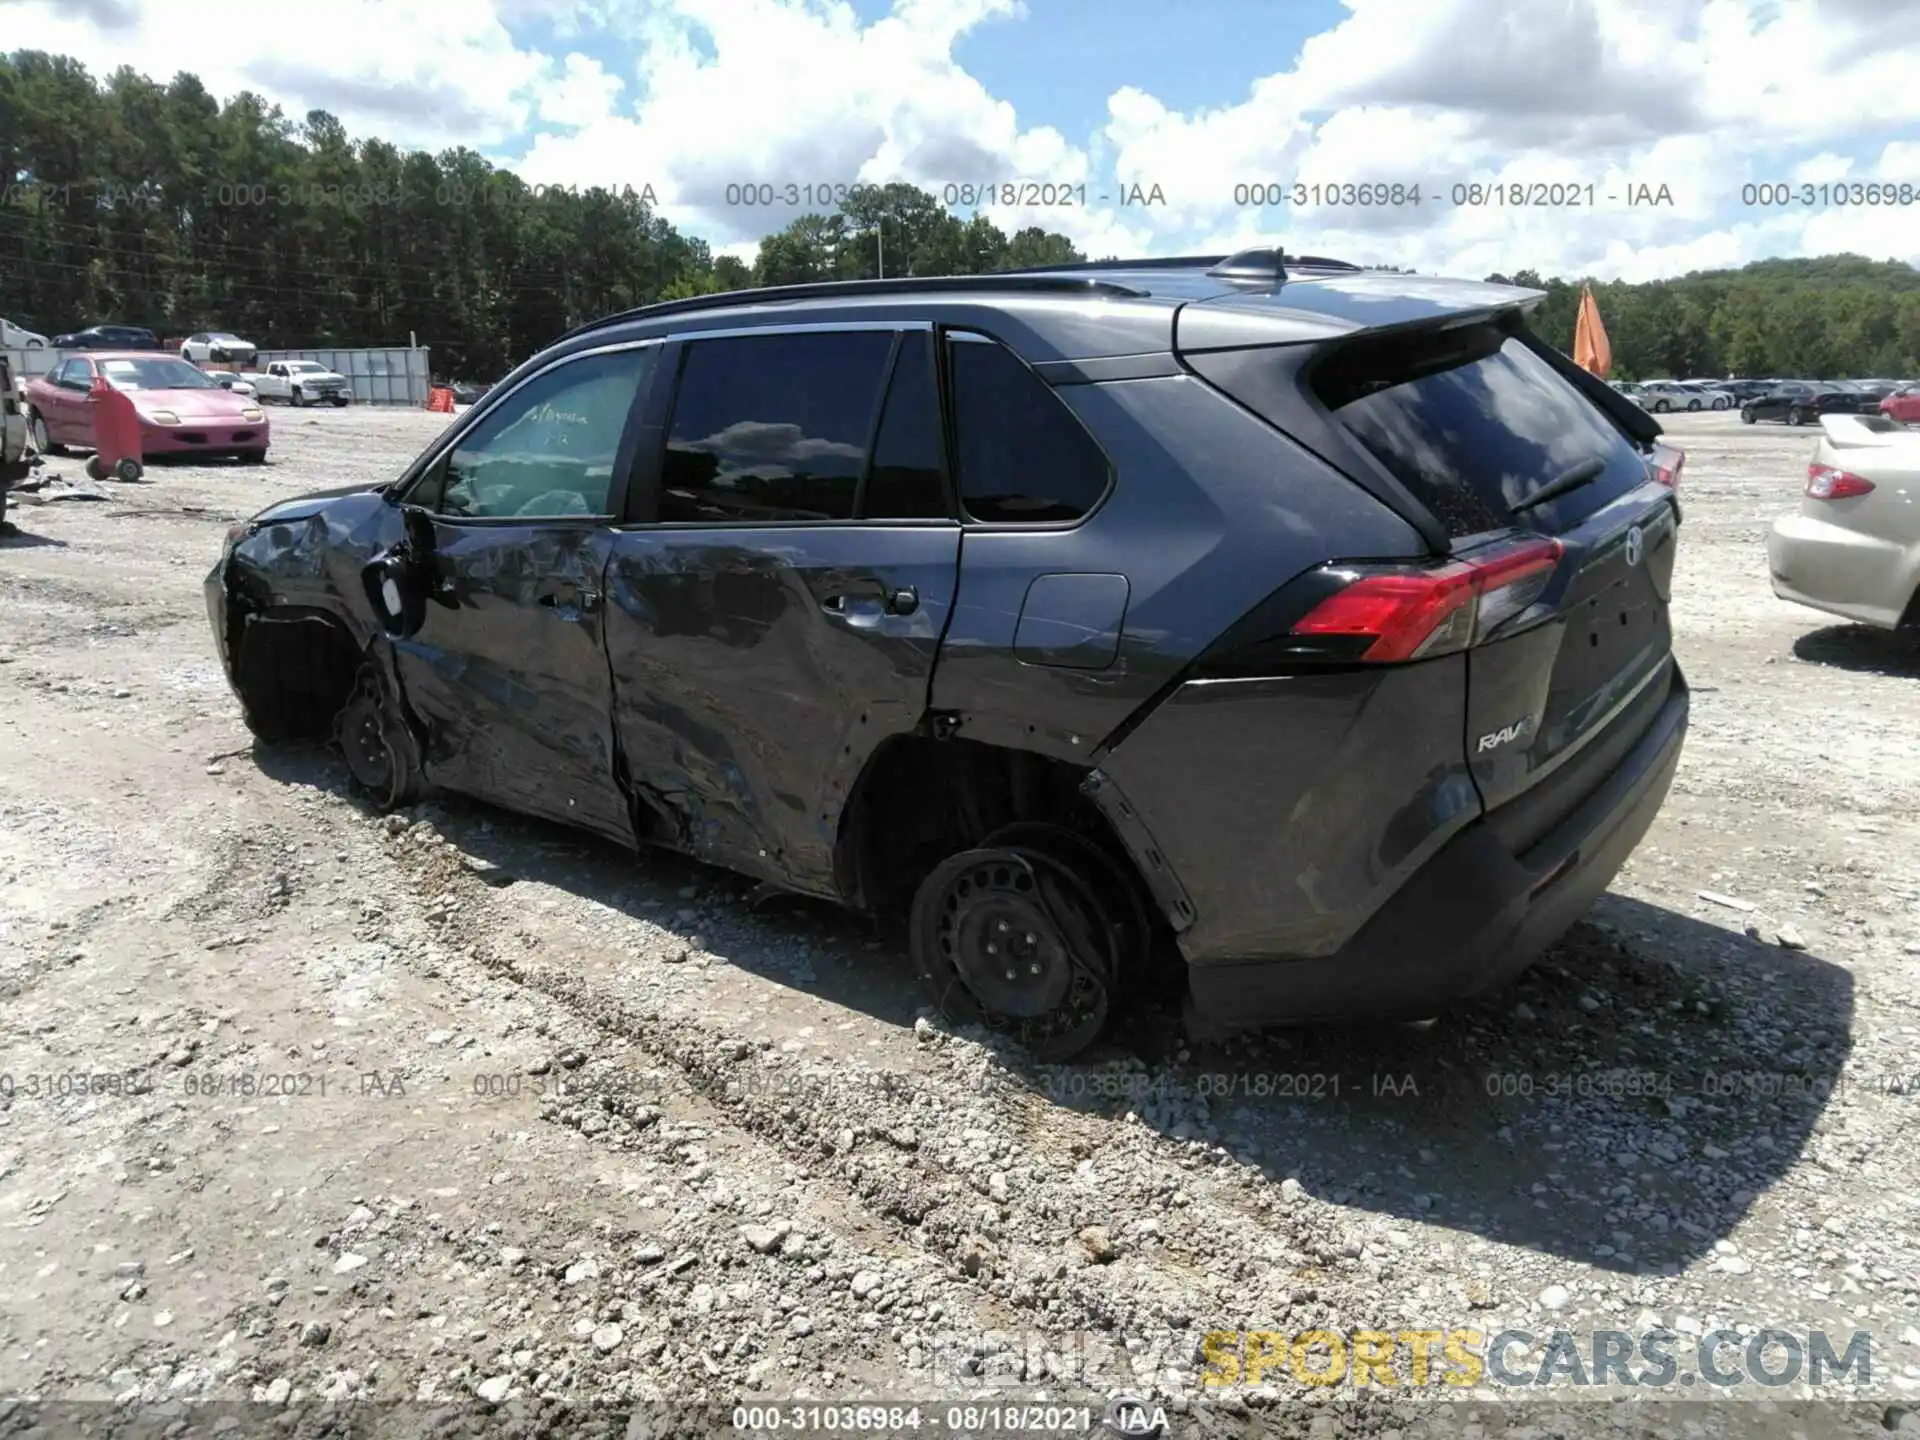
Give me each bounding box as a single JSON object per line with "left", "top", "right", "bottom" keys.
{"left": 877, "top": 216, "right": 885, "bottom": 280}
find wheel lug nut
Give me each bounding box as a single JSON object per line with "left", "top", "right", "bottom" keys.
{"left": 1005, "top": 969, "right": 1017, "bottom": 981}
{"left": 997, "top": 920, "right": 1010, "bottom": 933}
{"left": 986, "top": 943, "right": 997, "bottom": 955}
{"left": 1025, "top": 933, "right": 1036, "bottom": 944}
{"left": 1028, "top": 962, "right": 1041, "bottom": 975}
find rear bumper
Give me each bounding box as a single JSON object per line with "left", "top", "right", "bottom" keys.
{"left": 1768, "top": 512, "right": 1915, "bottom": 630}
{"left": 1178, "top": 674, "right": 1688, "bottom": 1032}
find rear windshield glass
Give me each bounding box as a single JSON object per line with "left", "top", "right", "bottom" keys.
{"left": 1312, "top": 322, "right": 1646, "bottom": 536}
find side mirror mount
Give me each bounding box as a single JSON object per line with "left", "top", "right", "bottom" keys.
{"left": 361, "top": 506, "right": 440, "bottom": 638}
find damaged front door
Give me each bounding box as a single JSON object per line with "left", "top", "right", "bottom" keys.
{"left": 387, "top": 343, "right": 659, "bottom": 843}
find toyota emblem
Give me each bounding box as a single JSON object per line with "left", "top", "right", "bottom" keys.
{"left": 1624, "top": 524, "right": 1645, "bottom": 567}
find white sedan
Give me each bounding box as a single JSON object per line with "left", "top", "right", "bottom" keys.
{"left": 2, "top": 318, "right": 51, "bottom": 350}
{"left": 1768, "top": 414, "right": 1920, "bottom": 630}
{"left": 181, "top": 332, "right": 259, "bottom": 366}
{"left": 203, "top": 369, "right": 258, "bottom": 398}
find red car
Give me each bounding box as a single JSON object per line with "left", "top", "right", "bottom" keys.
{"left": 1881, "top": 383, "right": 1920, "bottom": 423}
{"left": 23, "top": 351, "right": 270, "bottom": 463}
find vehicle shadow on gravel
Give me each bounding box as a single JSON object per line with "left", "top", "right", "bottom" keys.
{"left": 0, "top": 526, "right": 65, "bottom": 548}
{"left": 247, "top": 741, "right": 936, "bottom": 1029}
{"left": 247, "top": 742, "right": 1854, "bottom": 1273}
{"left": 1791, "top": 623, "right": 1920, "bottom": 676}
{"left": 1147, "top": 891, "right": 1854, "bottom": 1272}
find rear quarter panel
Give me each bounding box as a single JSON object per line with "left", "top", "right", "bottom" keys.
{"left": 932, "top": 372, "right": 1425, "bottom": 760}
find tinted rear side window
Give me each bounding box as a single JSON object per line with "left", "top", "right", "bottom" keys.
{"left": 862, "top": 334, "right": 948, "bottom": 519}
{"left": 949, "top": 336, "right": 1110, "bottom": 523}
{"left": 1313, "top": 322, "right": 1647, "bottom": 537}
{"left": 662, "top": 331, "right": 892, "bottom": 523}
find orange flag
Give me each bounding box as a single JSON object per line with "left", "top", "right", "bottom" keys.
{"left": 1572, "top": 284, "right": 1612, "bottom": 377}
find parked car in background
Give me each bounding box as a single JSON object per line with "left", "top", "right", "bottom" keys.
{"left": 2, "top": 318, "right": 51, "bottom": 350}
{"left": 1721, "top": 379, "right": 1779, "bottom": 404}
{"left": 52, "top": 324, "right": 161, "bottom": 350}
{"left": 1840, "top": 379, "right": 1899, "bottom": 404}
{"left": 1675, "top": 382, "right": 1734, "bottom": 410}
{"left": 252, "top": 360, "right": 351, "bottom": 407}
{"left": 1637, "top": 381, "right": 1706, "bottom": 413}
{"left": 1769, "top": 413, "right": 1920, "bottom": 630}
{"left": 22, "top": 352, "right": 270, "bottom": 462}
{"left": 204, "top": 369, "right": 258, "bottom": 398}
{"left": 1741, "top": 382, "right": 1866, "bottom": 425}
{"left": 181, "top": 332, "right": 259, "bottom": 367}
{"left": 204, "top": 252, "right": 1688, "bottom": 1055}
{"left": 1, "top": 354, "right": 30, "bottom": 530}
{"left": 1881, "top": 383, "right": 1920, "bottom": 423}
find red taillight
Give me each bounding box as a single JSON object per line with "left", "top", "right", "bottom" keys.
{"left": 1649, "top": 441, "right": 1684, "bottom": 491}
{"left": 1806, "top": 463, "right": 1874, "bottom": 500}
{"left": 1291, "top": 538, "right": 1565, "bottom": 662}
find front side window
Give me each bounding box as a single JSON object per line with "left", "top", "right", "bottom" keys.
{"left": 57, "top": 358, "right": 92, "bottom": 387}
{"left": 949, "top": 334, "right": 1111, "bottom": 524}
{"left": 426, "top": 347, "right": 653, "bottom": 519}
{"left": 661, "top": 331, "right": 893, "bottom": 523}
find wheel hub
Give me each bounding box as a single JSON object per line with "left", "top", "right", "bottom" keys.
{"left": 910, "top": 845, "right": 1119, "bottom": 1061}
{"left": 945, "top": 879, "right": 1071, "bottom": 1018}
{"left": 338, "top": 689, "right": 394, "bottom": 793}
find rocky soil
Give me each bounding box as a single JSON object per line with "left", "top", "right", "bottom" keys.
{"left": 1, "top": 409, "right": 1916, "bottom": 1438}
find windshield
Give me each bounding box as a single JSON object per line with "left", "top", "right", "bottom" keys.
{"left": 100, "top": 357, "right": 216, "bottom": 390}
{"left": 287, "top": 362, "right": 327, "bottom": 374}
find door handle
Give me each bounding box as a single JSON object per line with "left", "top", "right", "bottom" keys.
{"left": 822, "top": 587, "right": 917, "bottom": 619}
{"left": 538, "top": 584, "right": 602, "bottom": 614}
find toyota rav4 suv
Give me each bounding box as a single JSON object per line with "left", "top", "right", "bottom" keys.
{"left": 205, "top": 250, "right": 1689, "bottom": 1058}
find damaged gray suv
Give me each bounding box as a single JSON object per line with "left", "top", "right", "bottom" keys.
{"left": 206, "top": 249, "right": 1690, "bottom": 1058}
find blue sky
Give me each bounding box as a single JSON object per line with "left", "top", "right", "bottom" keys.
{"left": 14, "top": 0, "right": 1920, "bottom": 280}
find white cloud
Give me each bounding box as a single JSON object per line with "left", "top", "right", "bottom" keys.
{"left": 11, "top": 0, "right": 1920, "bottom": 278}
{"left": 537, "top": 53, "right": 625, "bottom": 129}
{"left": 6, "top": 0, "right": 552, "bottom": 149}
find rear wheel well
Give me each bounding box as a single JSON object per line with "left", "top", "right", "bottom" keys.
{"left": 232, "top": 607, "right": 361, "bottom": 741}
{"left": 834, "top": 734, "right": 1153, "bottom": 923}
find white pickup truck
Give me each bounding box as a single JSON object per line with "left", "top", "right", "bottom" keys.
{"left": 252, "top": 360, "right": 352, "bottom": 407}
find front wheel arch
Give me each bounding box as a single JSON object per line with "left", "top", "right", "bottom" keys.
{"left": 231, "top": 606, "right": 363, "bottom": 742}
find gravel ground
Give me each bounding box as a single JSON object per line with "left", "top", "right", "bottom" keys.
{"left": 1, "top": 408, "right": 1916, "bottom": 1439}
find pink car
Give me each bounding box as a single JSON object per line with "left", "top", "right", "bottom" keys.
{"left": 23, "top": 351, "right": 270, "bottom": 463}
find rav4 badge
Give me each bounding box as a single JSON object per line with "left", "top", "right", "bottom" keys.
{"left": 1477, "top": 718, "right": 1532, "bottom": 753}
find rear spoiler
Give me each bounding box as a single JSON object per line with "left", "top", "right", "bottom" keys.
{"left": 1819, "top": 413, "right": 1917, "bottom": 449}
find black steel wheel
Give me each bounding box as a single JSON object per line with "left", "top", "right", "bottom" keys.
{"left": 982, "top": 820, "right": 1152, "bottom": 994}
{"left": 908, "top": 846, "right": 1114, "bottom": 1061}
{"left": 334, "top": 666, "right": 419, "bottom": 810}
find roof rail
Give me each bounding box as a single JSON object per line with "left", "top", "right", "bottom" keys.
{"left": 560, "top": 273, "right": 1150, "bottom": 343}
{"left": 1005, "top": 251, "right": 1365, "bottom": 277}
{"left": 1000, "top": 254, "right": 1230, "bottom": 274}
